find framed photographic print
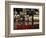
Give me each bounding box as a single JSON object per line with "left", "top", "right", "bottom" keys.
{"left": 5, "top": 1, "right": 45, "bottom": 37}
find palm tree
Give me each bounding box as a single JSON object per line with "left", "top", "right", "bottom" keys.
{"left": 31, "top": 9, "right": 36, "bottom": 26}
